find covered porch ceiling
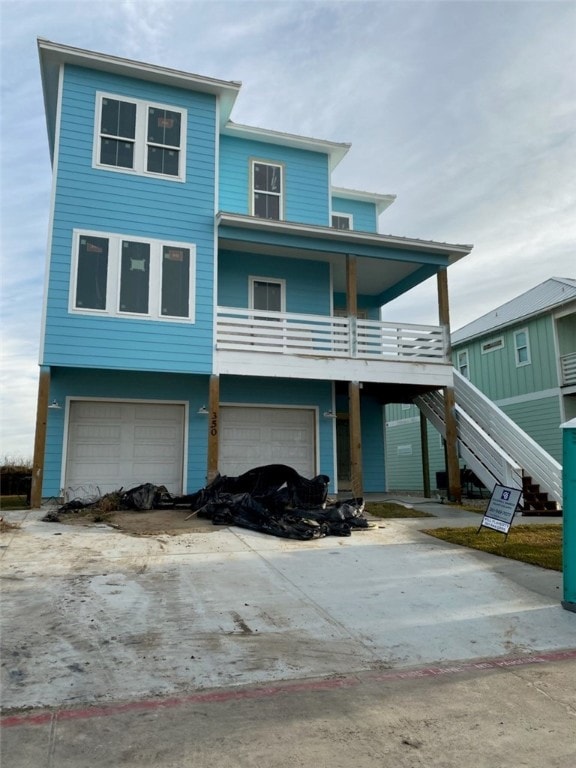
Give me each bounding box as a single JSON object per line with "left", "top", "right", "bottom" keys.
{"left": 217, "top": 212, "right": 473, "bottom": 304}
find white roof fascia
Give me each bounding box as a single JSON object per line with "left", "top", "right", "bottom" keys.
{"left": 38, "top": 38, "right": 241, "bottom": 127}
{"left": 331, "top": 186, "right": 397, "bottom": 216}
{"left": 222, "top": 121, "right": 351, "bottom": 170}
{"left": 216, "top": 212, "right": 473, "bottom": 261}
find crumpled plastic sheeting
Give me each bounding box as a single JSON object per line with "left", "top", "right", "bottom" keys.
{"left": 185, "top": 464, "right": 371, "bottom": 540}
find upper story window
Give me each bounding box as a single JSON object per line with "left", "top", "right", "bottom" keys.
{"left": 514, "top": 328, "right": 531, "bottom": 366}
{"left": 251, "top": 161, "right": 283, "bottom": 220}
{"left": 332, "top": 213, "right": 353, "bottom": 230}
{"left": 71, "top": 230, "right": 195, "bottom": 322}
{"left": 249, "top": 276, "right": 285, "bottom": 313}
{"left": 94, "top": 93, "right": 186, "bottom": 181}
{"left": 481, "top": 336, "right": 504, "bottom": 354}
{"left": 457, "top": 349, "right": 470, "bottom": 378}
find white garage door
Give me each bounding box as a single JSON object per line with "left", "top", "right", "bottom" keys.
{"left": 65, "top": 401, "right": 185, "bottom": 495}
{"left": 219, "top": 406, "right": 316, "bottom": 477}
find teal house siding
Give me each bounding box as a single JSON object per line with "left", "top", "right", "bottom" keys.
{"left": 455, "top": 315, "right": 559, "bottom": 400}
{"left": 331, "top": 196, "right": 377, "bottom": 232}
{"left": 360, "top": 396, "right": 386, "bottom": 492}
{"left": 500, "top": 397, "right": 563, "bottom": 462}
{"left": 218, "top": 250, "right": 331, "bottom": 315}
{"left": 43, "top": 65, "right": 218, "bottom": 374}
{"left": 219, "top": 135, "right": 330, "bottom": 225}
{"left": 44, "top": 368, "right": 211, "bottom": 497}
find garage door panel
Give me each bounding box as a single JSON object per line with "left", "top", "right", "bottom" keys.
{"left": 219, "top": 407, "right": 315, "bottom": 477}
{"left": 66, "top": 402, "right": 184, "bottom": 495}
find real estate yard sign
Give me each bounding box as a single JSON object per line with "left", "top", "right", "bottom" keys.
{"left": 479, "top": 484, "right": 522, "bottom": 537}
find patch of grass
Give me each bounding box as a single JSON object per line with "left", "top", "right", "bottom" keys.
{"left": 365, "top": 502, "right": 434, "bottom": 519}
{"left": 424, "top": 524, "right": 562, "bottom": 571}
{"left": 0, "top": 495, "right": 28, "bottom": 511}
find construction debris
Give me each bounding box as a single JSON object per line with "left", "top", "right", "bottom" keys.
{"left": 44, "top": 465, "right": 372, "bottom": 540}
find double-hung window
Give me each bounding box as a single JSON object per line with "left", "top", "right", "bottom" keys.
{"left": 514, "top": 328, "right": 531, "bottom": 366}
{"left": 457, "top": 349, "right": 470, "bottom": 379}
{"left": 95, "top": 94, "right": 186, "bottom": 181}
{"left": 71, "top": 231, "right": 195, "bottom": 322}
{"left": 331, "top": 213, "right": 353, "bottom": 230}
{"left": 251, "top": 161, "right": 283, "bottom": 220}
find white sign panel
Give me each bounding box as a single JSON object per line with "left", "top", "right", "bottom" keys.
{"left": 480, "top": 484, "right": 522, "bottom": 536}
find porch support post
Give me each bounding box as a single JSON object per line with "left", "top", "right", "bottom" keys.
{"left": 349, "top": 380, "right": 363, "bottom": 498}
{"left": 437, "top": 268, "right": 461, "bottom": 503}
{"left": 31, "top": 367, "right": 50, "bottom": 509}
{"left": 346, "top": 255, "right": 358, "bottom": 316}
{"left": 420, "top": 410, "right": 431, "bottom": 498}
{"left": 207, "top": 374, "right": 220, "bottom": 483}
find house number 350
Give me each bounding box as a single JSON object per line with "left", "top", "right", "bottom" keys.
{"left": 210, "top": 412, "right": 218, "bottom": 436}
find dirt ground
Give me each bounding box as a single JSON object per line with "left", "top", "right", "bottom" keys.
{"left": 48, "top": 507, "right": 219, "bottom": 536}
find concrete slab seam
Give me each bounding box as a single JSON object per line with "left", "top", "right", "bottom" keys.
{"left": 2, "top": 647, "right": 575, "bottom": 730}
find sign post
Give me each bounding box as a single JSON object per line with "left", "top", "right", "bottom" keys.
{"left": 479, "top": 484, "right": 522, "bottom": 539}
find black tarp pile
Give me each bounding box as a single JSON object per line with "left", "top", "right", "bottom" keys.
{"left": 45, "top": 464, "right": 372, "bottom": 540}
{"left": 183, "top": 464, "right": 371, "bottom": 540}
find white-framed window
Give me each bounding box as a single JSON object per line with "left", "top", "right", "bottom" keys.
{"left": 94, "top": 93, "right": 187, "bottom": 181}
{"left": 331, "top": 213, "right": 353, "bottom": 230}
{"left": 250, "top": 160, "right": 283, "bottom": 220}
{"left": 249, "top": 276, "right": 286, "bottom": 312}
{"left": 70, "top": 230, "right": 196, "bottom": 322}
{"left": 481, "top": 336, "right": 504, "bottom": 354}
{"left": 514, "top": 328, "right": 531, "bottom": 366}
{"left": 457, "top": 349, "right": 470, "bottom": 378}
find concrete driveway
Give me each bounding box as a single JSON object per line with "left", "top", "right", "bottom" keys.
{"left": 1, "top": 502, "right": 573, "bottom": 712}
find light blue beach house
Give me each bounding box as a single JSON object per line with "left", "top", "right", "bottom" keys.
{"left": 32, "top": 40, "right": 561, "bottom": 512}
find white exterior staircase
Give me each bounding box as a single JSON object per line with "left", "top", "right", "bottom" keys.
{"left": 415, "top": 370, "right": 563, "bottom": 514}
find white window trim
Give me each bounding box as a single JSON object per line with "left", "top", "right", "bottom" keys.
{"left": 457, "top": 349, "right": 470, "bottom": 378}
{"left": 93, "top": 92, "right": 187, "bottom": 182}
{"left": 331, "top": 212, "right": 353, "bottom": 230}
{"left": 248, "top": 276, "right": 286, "bottom": 313}
{"left": 249, "top": 159, "right": 284, "bottom": 219}
{"left": 514, "top": 327, "right": 531, "bottom": 367}
{"left": 481, "top": 336, "right": 504, "bottom": 354}
{"left": 69, "top": 229, "right": 196, "bottom": 323}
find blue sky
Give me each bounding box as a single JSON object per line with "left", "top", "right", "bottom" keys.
{"left": 1, "top": 0, "right": 575, "bottom": 459}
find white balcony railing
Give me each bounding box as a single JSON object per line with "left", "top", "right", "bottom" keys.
{"left": 216, "top": 307, "right": 448, "bottom": 363}
{"left": 560, "top": 352, "right": 576, "bottom": 387}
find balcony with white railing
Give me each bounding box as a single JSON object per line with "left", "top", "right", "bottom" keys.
{"left": 215, "top": 307, "right": 451, "bottom": 384}
{"left": 560, "top": 352, "right": 576, "bottom": 387}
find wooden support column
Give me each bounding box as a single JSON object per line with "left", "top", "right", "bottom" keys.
{"left": 206, "top": 375, "right": 220, "bottom": 483}
{"left": 420, "top": 410, "right": 431, "bottom": 498}
{"left": 31, "top": 367, "right": 50, "bottom": 509}
{"left": 437, "top": 268, "right": 461, "bottom": 503}
{"left": 346, "top": 255, "right": 358, "bottom": 316}
{"left": 346, "top": 255, "right": 362, "bottom": 497}
{"left": 349, "top": 381, "right": 363, "bottom": 498}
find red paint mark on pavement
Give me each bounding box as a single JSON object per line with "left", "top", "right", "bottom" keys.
{"left": 3, "top": 648, "right": 576, "bottom": 729}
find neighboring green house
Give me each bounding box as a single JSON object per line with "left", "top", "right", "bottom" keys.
{"left": 385, "top": 277, "right": 576, "bottom": 493}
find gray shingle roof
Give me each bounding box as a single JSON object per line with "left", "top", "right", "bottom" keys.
{"left": 452, "top": 277, "right": 576, "bottom": 344}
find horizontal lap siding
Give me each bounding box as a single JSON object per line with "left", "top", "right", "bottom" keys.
{"left": 219, "top": 135, "right": 330, "bottom": 226}
{"left": 44, "top": 368, "right": 212, "bottom": 497}
{"left": 384, "top": 417, "right": 445, "bottom": 493}
{"left": 331, "top": 196, "right": 377, "bottom": 232}
{"left": 218, "top": 250, "right": 331, "bottom": 314}
{"left": 44, "top": 65, "right": 217, "bottom": 373}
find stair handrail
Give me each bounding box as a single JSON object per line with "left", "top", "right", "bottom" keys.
{"left": 452, "top": 370, "right": 562, "bottom": 505}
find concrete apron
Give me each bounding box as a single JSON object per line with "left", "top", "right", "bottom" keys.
{"left": 1, "top": 508, "right": 574, "bottom": 711}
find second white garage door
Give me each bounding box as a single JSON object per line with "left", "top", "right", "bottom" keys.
{"left": 219, "top": 406, "right": 316, "bottom": 477}
{"left": 65, "top": 400, "right": 185, "bottom": 495}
